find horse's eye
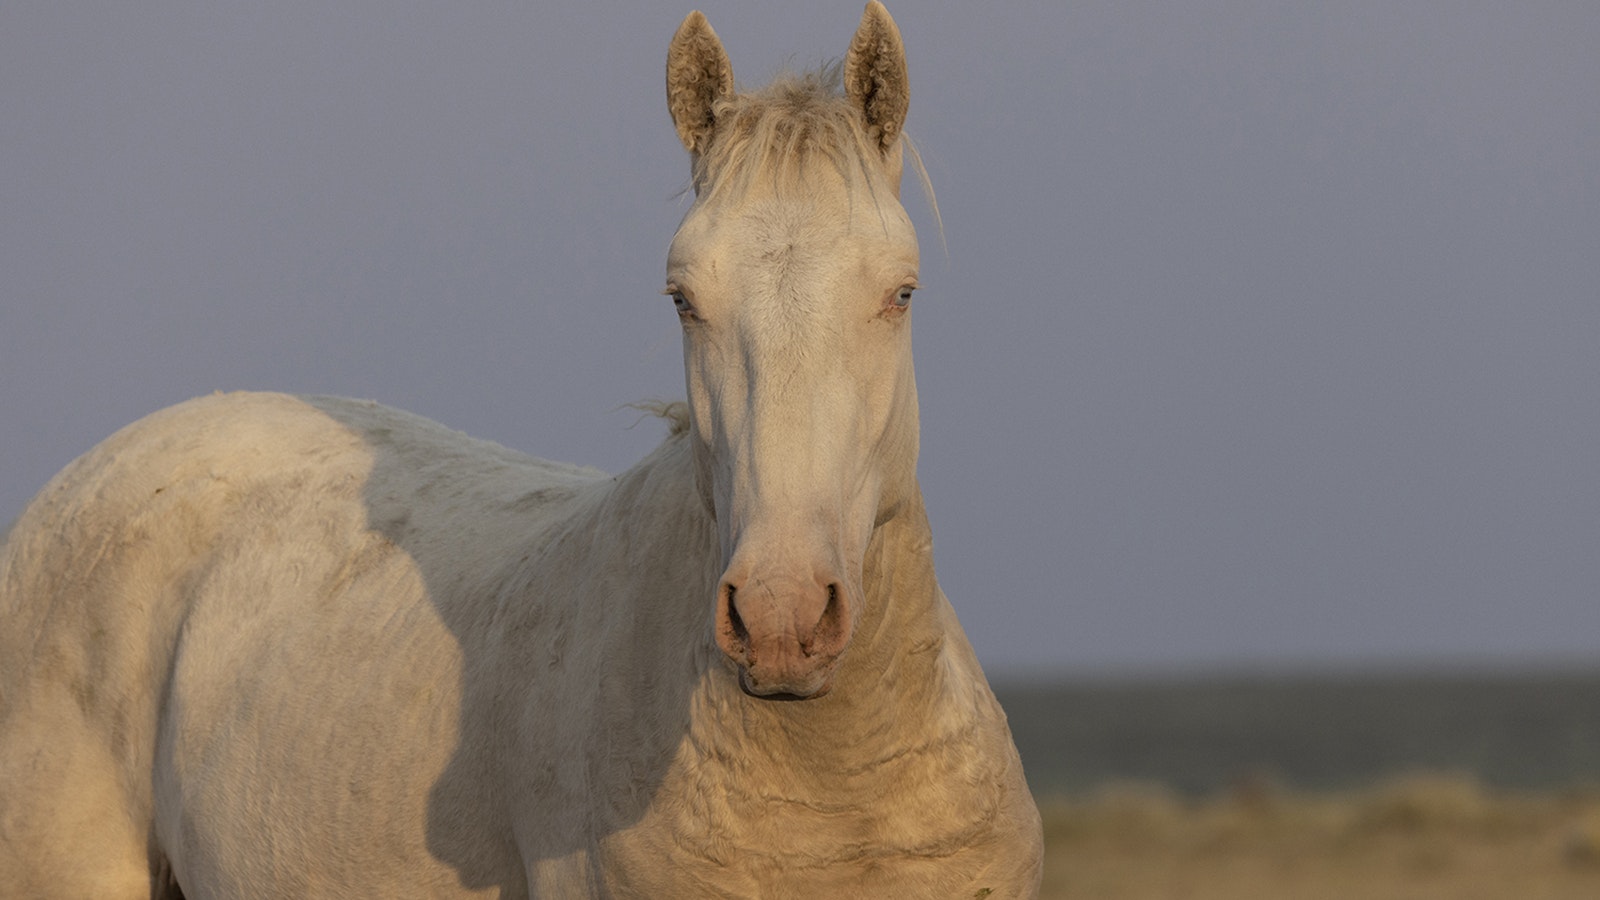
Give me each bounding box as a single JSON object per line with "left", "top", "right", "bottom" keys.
{"left": 665, "top": 287, "right": 694, "bottom": 317}
{"left": 893, "top": 286, "right": 915, "bottom": 308}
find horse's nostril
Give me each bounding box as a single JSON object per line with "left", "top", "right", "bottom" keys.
{"left": 803, "top": 583, "right": 846, "bottom": 655}
{"left": 723, "top": 576, "right": 752, "bottom": 662}
{"left": 726, "top": 582, "right": 748, "bottom": 643}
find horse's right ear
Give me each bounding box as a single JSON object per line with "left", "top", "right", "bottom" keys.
{"left": 666, "top": 11, "right": 734, "bottom": 156}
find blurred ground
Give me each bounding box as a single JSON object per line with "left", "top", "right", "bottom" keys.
{"left": 995, "top": 672, "right": 1600, "bottom": 798}
{"left": 1038, "top": 774, "right": 1600, "bottom": 899}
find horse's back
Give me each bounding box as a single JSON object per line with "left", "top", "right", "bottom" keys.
{"left": 0, "top": 391, "right": 594, "bottom": 898}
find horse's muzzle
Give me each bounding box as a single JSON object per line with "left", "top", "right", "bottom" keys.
{"left": 715, "top": 568, "right": 855, "bottom": 700}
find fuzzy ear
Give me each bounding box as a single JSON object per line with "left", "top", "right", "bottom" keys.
{"left": 844, "top": 1, "right": 909, "bottom": 153}
{"left": 666, "top": 11, "right": 734, "bottom": 156}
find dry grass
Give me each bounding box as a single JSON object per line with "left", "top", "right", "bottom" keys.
{"left": 1040, "top": 774, "right": 1600, "bottom": 899}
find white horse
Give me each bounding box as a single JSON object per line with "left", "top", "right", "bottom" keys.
{"left": 0, "top": 4, "right": 1042, "bottom": 897}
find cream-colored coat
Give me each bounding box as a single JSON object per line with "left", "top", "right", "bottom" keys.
{"left": 0, "top": 5, "right": 1042, "bottom": 898}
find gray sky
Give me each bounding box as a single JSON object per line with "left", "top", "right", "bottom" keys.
{"left": 3, "top": 2, "right": 1597, "bottom": 677}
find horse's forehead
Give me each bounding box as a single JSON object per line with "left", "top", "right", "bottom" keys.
{"left": 673, "top": 186, "right": 916, "bottom": 276}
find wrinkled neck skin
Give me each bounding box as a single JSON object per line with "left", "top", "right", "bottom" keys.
{"left": 669, "top": 150, "right": 924, "bottom": 701}
{"left": 558, "top": 437, "right": 1018, "bottom": 891}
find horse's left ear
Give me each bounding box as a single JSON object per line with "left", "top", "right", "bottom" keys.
{"left": 844, "top": 1, "right": 909, "bottom": 154}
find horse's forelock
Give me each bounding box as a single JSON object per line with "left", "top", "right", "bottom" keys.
{"left": 689, "top": 66, "right": 940, "bottom": 242}
{"left": 693, "top": 68, "right": 879, "bottom": 201}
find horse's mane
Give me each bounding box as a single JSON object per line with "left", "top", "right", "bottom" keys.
{"left": 627, "top": 400, "right": 691, "bottom": 436}
{"left": 694, "top": 65, "right": 937, "bottom": 230}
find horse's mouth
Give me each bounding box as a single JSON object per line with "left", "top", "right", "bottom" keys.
{"left": 738, "top": 667, "right": 833, "bottom": 701}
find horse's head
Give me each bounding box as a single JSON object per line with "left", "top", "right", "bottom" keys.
{"left": 665, "top": 3, "right": 920, "bottom": 699}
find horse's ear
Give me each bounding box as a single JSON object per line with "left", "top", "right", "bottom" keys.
{"left": 666, "top": 11, "right": 734, "bottom": 156}
{"left": 844, "top": 1, "right": 909, "bottom": 154}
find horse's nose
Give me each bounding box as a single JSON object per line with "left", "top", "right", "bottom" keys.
{"left": 715, "top": 564, "right": 854, "bottom": 699}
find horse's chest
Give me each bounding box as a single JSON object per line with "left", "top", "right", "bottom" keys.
{"left": 592, "top": 766, "right": 1010, "bottom": 898}
{"left": 598, "top": 829, "right": 1004, "bottom": 900}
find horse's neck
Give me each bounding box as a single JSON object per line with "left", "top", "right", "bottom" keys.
{"left": 568, "top": 436, "right": 984, "bottom": 778}
{"left": 540, "top": 437, "right": 1011, "bottom": 867}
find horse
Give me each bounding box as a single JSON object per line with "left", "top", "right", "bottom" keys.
{"left": 0, "top": 4, "right": 1043, "bottom": 897}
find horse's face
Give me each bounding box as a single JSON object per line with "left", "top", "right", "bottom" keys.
{"left": 667, "top": 166, "right": 919, "bottom": 699}
{"left": 666, "top": 4, "right": 918, "bottom": 699}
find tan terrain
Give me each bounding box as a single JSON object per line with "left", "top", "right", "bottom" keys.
{"left": 1040, "top": 775, "right": 1600, "bottom": 900}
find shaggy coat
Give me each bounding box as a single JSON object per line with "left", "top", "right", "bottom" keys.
{"left": 0, "top": 4, "right": 1043, "bottom": 897}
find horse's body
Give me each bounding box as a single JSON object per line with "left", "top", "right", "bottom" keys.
{"left": 0, "top": 5, "right": 1042, "bottom": 898}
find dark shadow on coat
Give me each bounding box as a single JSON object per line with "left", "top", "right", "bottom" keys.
{"left": 306, "top": 397, "right": 714, "bottom": 898}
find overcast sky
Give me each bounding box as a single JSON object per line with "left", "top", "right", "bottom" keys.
{"left": 3, "top": 2, "right": 1596, "bottom": 677}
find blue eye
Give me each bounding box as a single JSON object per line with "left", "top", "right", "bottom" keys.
{"left": 665, "top": 286, "right": 695, "bottom": 317}
{"left": 893, "top": 286, "right": 914, "bottom": 308}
